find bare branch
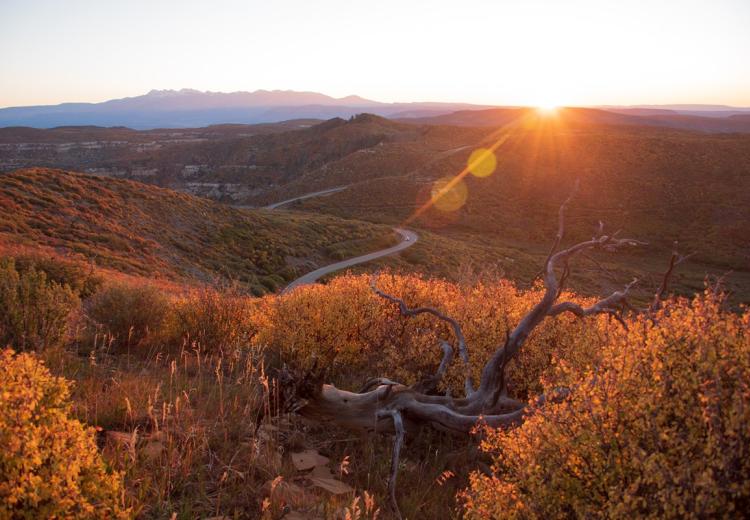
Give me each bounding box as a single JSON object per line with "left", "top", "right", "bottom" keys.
{"left": 358, "top": 377, "right": 401, "bottom": 393}
{"left": 650, "top": 244, "right": 694, "bottom": 313}
{"left": 533, "top": 180, "right": 580, "bottom": 282}
{"left": 372, "top": 275, "right": 475, "bottom": 396}
{"left": 548, "top": 278, "right": 638, "bottom": 329}
{"left": 544, "top": 179, "right": 580, "bottom": 267}
{"left": 476, "top": 203, "right": 644, "bottom": 407}
{"left": 435, "top": 339, "right": 454, "bottom": 380}
{"left": 378, "top": 409, "right": 405, "bottom": 520}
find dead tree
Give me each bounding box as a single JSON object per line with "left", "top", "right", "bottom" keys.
{"left": 285, "top": 188, "right": 673, "bottom": 518}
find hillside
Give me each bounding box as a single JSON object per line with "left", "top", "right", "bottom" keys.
{"left": 0, "top": 115, "right": 491, "bottom": 204}
{"left": 0, "top": 168, "right": 397, "bottom": 293}
{"left": 4, "top": 114, "right": 750, "bottom": 301}
{"left": 398, "top": 106, "right": 750, "bottom": 133}
{"left": 291, "top": 117, "right": 750, "bottom": 302}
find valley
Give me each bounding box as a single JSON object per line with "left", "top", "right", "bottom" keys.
{"left": 4, "top": 109, "right": 748, "bottom": 303}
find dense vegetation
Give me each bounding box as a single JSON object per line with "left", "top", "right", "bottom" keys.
{"left": 0, "top": 349, "right": 128, "bottom": 518}
{"left": 462, "top": 290, "right": 750, "bottom": 518}
{"left": 0, "top": 258, "right": 80, "bottom": 352}
{"left": 1, "top": 251, "right": 748, "bottom": 517}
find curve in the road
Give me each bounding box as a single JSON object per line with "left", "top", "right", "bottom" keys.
{"left": 263, "top": 186, "right": 419, "bottom": 292}
{"left": 265, "top": 186, "right": 348, "bottom": 209}
{"left": 246, "top": 143, "right": 472, "bottom": 291}
{"left": 282, "top": 228, "right": 418, "bottom": 294}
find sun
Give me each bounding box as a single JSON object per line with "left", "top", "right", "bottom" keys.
{"left": 535, "top": 102, "right": 559, "bottom": 115}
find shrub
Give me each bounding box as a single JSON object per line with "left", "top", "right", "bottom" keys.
{"left": 251, "top": 273, "right": 614, "bottom": 396}
{"left": 173, "top": 287, "right": 256, "bottom": 353}
{"left": 461, "top": 291, "right": 750, "bottom": 518}
{"left": 0, "top": 349, "right": 127, "bottom": 517}
{"left": 11, "top": 253, "right": 102, "bottom": 298}
{"left": 0, "top": 258, "right": 80, "bottom": 351}
{"left": 87, "top": 283, "right": 172, "bottom": 352}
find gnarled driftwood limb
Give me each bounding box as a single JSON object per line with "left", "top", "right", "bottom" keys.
{"left": 283, "top": 182, "right": 689, "bottom": 518}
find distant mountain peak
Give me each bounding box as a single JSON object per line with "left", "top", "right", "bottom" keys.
{"left": 146, "top": 88, "right": 201, "bottom": 97}
{"left": 0, "top": 89, "right": 488, "bottom": 129}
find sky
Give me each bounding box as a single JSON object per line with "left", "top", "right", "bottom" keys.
{"left": 1, "top": 0, "right": 749, "bottom": 108}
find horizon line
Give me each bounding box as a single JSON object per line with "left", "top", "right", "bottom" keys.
{"left": 2, "top": 88, "right": 750, "bottom": 111}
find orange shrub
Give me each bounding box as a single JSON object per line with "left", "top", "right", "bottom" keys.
{"left": 0, "top": 258, "right": 80, "bottom": 352}
{"left": 252, "top": 273, "right": 618, "bottom": 397}
{"left": 172, "top": 287, "right": 256, "bottom": 354}
{"left": 0, "top": 349, "right": 127, "bottom": 518}
{"left": 461, "top": 291, "right": 750, "bottom": 518}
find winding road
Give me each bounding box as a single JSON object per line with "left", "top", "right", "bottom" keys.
{"left": 263, "top": 187, "right": 418, "bottom": 293}
{"left": 282, "top": 228, "right": 418, "bottom": 293}
{"left": 264, "top": 186, "right": 348, "bottom": 209}
{"left": 247, "top": 143, "right": 477, "bottom": 291}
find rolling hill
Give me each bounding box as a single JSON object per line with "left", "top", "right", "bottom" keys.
{"left": 0, "top": 114, "right": 490, "bottom": 204}
{"left": 288, "top": 116, "right": 750, "bottom": 302}
{"left": 398, "top": 106, "right": 750, "bottom": 133}
{"left": 2, "top": 111, "right": 750, "bottom": 301}
{"left": 0, "top": 168, "right": 398, "bottom": 293}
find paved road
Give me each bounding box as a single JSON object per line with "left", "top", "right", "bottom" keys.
{"left": 265, "top": 186, "right": 348, "bottom": 209}
{"left": 242, "top": 143, "right": 470, "bottom": 291}
{"left": 282, "top": 228, "right": 418, "bottom": 294}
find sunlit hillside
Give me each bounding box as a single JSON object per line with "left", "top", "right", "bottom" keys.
{"left": 0, "top": 168, "right": 396, "bottom": 293}
{"left": 294, "top": 115, "right": 750, "bottom": 302}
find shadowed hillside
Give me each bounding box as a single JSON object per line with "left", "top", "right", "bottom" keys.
{"left": 292, "top": 117, "right": 750, "bottom": 302}
{"left": 0, "top": 115, "right": 492, "bottom": 204}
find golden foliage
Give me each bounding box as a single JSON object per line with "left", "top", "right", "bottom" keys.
{"left": 461, "top": 291, "right": 750, "bottom": 518}
{"left": 253, "top": 273, "right": 614, "bottom": 398}
{"left": 172, "top": 287, "right": 256, "bottom": 354}
{"left": 5, "top": 267, "right": 747, "bottom": 518}
{"left": 0, "top": 349, "right": 127, "bottom": 518}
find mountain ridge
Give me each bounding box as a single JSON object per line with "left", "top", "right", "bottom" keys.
{"left": 7, "top": 89, "right": 749, "bottom": 130}
{"left": 0, "top": 89, "right": 491, "bottom": 129}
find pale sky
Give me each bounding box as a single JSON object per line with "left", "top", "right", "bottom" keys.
{"left": 1, "top": 0, "right": 749, "bottom": 108}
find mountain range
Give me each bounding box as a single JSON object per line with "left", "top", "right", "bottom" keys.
{"left": 2, "top": 89, "right": 749, "bottom": 130}
{"left": 0, "top": 89, "right": 491, "bottom": 129}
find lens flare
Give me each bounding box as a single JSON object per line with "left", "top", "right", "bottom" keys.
{"left": 467, "top": 147, "right": 497, "bottom": 178}
{"left": 431, "top": 176, "right": 468, "bottom": 212}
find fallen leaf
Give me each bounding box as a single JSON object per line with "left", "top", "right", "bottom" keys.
{"left": 308, "top": 476, "right": 354, "bottom": 495}
{"left": 291, "top": 449, "right": 329, "bottom": 471}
